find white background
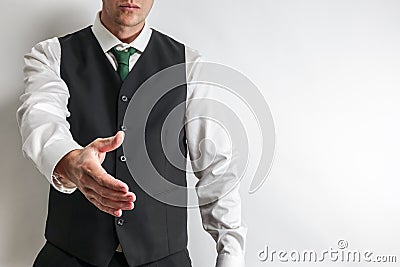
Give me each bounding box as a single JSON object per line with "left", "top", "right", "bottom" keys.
{"left": 1, "top": 0, "right": 400, "bottom": 266}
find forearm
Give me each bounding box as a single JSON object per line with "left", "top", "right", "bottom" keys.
{"left": 199, "top": 198, "right": 247, "bottom": 267}
{"left": 195, "top": 156, "right": 247, "bottom": 267}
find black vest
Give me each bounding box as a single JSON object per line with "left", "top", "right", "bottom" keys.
{"left": 45, "top": 26, "right": 188, "bottom": 267}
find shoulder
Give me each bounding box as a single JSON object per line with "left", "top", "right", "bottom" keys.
{"left": 24, "top": 26, "right": 92, "bottom": 69}
{"left": 150, "top": 28, "right": 201, "bottom": 56}
{"left": 58, "top": 26, "right": 93, "bottom": 44}
{"left": 150, "top": 28, "right": 203, "bottom": 63}
{"left": 185, "top": 45, "right": 202, "bottom": 64}
{"left": 24, "top": 37, "right": 61, "bottom": 65}
{"left": 149, "top": 28, "right": 187, "bottom": 54}
{"left": 150, "top": 28, "right": 182, "bottom": 45}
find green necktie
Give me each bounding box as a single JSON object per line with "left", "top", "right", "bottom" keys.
{"left": 111, "top": 46, "right": 137, "bottom": 81}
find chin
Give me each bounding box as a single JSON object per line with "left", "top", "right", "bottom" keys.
{"left": 118, "top": 16, "right": 141, "bottom": 26}
{"left": 115, "top": 19, "right": 136, "bottom": 27}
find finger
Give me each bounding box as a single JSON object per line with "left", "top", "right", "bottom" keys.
{"left": 90, "top": 131, "right": 125, "bottom": 153}
{"left": 83, "top": 160, "right": 129, "bottom": 192}
{"left": 85, "top": 188, "right": 134, "bottom": 211}
{"left": 87, "top": 195, "right": 123, "bottom": 217}
{"left": 86, "top": 177, "right": 136, "bottom": 202}
{"left": 80, "top": 174, "right": 136, "bottom": 202}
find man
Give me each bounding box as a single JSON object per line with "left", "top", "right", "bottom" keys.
{"left": 17, "top": 0, "right": 247, "bottom": 266}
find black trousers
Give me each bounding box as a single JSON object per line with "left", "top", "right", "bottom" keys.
{"left": 33, "top": 241, "right": 192, "bottom": 267}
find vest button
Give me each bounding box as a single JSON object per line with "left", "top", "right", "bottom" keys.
{"left": 120, "top": 155, "right": 127, "bottom": 162}
{"left": 121, "top": 125, "right": 127, "bottom": 131}
{"left": 117, "top": 219, "right": 124, "bottom": 226}
{"left": 121, "top": 95, "right": 128, "bottom": 102}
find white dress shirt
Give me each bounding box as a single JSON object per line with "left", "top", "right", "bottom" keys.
{"left": 17, "top": 12, "right": 247, "bottom": 267}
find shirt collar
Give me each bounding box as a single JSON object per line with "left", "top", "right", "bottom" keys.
{"left": 91, "top": 11, "right": 152, "bottom": 53}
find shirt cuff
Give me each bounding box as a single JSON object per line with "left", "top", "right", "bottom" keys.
{"left": 40, "top": 139, "right": 83, "bottom": 194}
{"left": 52, "top": 173, "right": 78, "bottom": 194}
{"left": 216, "top": 253, "right": 245, "bottom": 267}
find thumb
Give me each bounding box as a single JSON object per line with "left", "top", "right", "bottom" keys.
{"left": 91, "top": 131, "right": 125, "bottom": 153}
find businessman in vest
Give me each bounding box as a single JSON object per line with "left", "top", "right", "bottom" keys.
{"left": 17, "top": 1, "right": 247, "bottom": 266}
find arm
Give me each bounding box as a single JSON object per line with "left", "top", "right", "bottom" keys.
{"left": 185, "top": 47, "right": 247, "bottom": 267}
{"left": 17, "top": 38, "right": 135, "bottom": 216}
{"left": 17, "top": 37, "right": 82, "bottom": 193}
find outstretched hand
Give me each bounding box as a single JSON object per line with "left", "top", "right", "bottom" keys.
{"left": 54, "top": 131, "right": 135, "bottom": 217}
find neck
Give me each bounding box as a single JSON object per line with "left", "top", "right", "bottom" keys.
{"left": 100, "top": 12, "right": 144, "bottom": 44}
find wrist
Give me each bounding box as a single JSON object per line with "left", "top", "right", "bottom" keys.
{"left": 53, "top": 148, "right": 81, "bottom": 185}
{"left": 52, "top": 172, "right": 76, "bottom": 188}
{"left": 54, "top": 149, "right": 81, "bottom": 176}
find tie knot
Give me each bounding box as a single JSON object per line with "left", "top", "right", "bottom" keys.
{"left": 111, "top": 46, "right": 137, "bottom": 65}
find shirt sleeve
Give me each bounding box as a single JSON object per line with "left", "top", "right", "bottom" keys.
{"left": 184, "top": 46, "right": 247, "bottom": 267}
{"left": 16, "top": 37, "right": 82, "bottom": 194}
